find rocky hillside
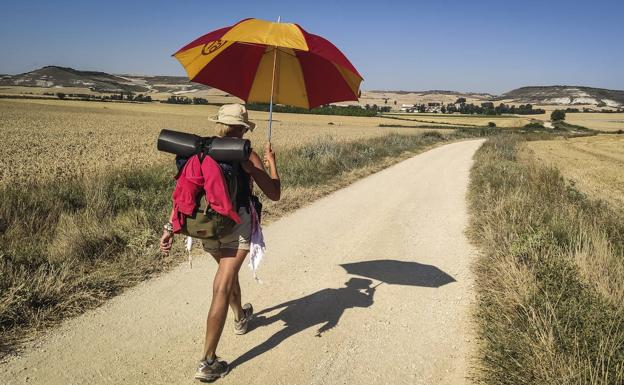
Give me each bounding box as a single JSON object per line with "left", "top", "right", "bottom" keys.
{"left": 499, "top": 86, "right": 624, "bottom": 107}
{"left": 0, "top": 66, "right": 208, "bottom": 94}
{"left": 368, "top": 89, "right": 494, "bottom": 99}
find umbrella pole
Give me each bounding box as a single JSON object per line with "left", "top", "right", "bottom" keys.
{"left": 267, "top": 16, "right": 281, "bottom": 144}
{"left": 267, "top": 49, "right": 277, "bottom": 143}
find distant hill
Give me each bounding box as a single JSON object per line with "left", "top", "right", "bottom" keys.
{"left": 0, "top": 66, "right": 208, "bottom": 94}
{"left": 2, "top": 67, "right": 622, "bottom": 108}
{"left": 368, "top": 89, "right": 494, "bottom": 99}
{"left": 498, "top": 86, "right": 624, "bottom": 107}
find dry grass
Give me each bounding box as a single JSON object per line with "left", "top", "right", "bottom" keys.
{"left": 468, "top": 134, "right": 624, "bottom": 385}
{"left": 524, "top": 135, "right": 624, "bottom": 208}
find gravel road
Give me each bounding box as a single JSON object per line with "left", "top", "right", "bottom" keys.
{"left": 0, "top": 139, "right": 485, "bottom": 385}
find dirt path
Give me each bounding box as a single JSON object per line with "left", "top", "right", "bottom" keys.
{"left": 0, "top": 139, "right": 485, "bottom": 385}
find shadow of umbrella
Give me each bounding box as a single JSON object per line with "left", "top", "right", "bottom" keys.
{"left": 340, "top": 259, "right": 456, "bottom": 288}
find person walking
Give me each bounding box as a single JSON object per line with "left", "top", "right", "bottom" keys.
{"left": 159, "top": 104, "right": 280, "bottom": 381}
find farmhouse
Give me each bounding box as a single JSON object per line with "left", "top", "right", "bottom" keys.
{"left": 400, "top": 103, "right": 415, "bottom": 112}
{"left": 427, "top": 102, "right": 443, "bottom": 113}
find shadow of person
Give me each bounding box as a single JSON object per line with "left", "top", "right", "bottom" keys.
{"left": 230, "top": 278, "right": 375, "bottom": 370}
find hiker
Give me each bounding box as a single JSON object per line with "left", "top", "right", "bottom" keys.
{"left": 159, "top": 103, "right": 281, "bottom": 381}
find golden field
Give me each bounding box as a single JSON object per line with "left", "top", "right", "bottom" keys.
{"left": 524, "top": 134, "right": 624, "bottom": 207}
{"left": 0, "top": 99, "right": 440, "bottom": 184}
{"left": 564, "top": 112, "right": 624, "bottom": 132}
{"left": 383, "top": 112, "right": 533, "bottom": 128}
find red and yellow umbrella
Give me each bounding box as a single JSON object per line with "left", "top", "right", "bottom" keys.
{"left": 173, "top": 18, "right": 363, "bottom": 138}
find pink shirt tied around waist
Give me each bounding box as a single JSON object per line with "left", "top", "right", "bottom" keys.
{"left": 171, "top": 154, "right": 241, "bottom": 233}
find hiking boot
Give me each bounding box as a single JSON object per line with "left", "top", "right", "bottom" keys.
{"left": 234, "top": 303, "right": 253, "bottom": 335}
{"left": 194, "top": 358, "right": 229, "bottom": 382}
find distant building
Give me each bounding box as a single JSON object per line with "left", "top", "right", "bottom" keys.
{"left": 426, "top": 102, "right": 442, "bottom": 113}
{"left": 400, "top": 103, "right": 416, "bottom": 113}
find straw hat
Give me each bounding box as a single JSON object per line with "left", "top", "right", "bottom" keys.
{"left": 209, "top": 104, "right": 256, "bottom": 131}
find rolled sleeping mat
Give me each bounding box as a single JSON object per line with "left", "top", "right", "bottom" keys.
{"left": 206, "top": 136, "right": 251, "bottom": 162}
{"left": 157, "top": 129, "right": 201, "bottom": 158}
{"left": 157, "top": 129, "right": 251, "bottom": 162}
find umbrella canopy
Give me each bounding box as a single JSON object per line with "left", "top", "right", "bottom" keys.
{"left": 340, "top": 260, "right": 456, "bottom": 288}
{"left": 173, "top": 18, "right": 362, "bottom": 109}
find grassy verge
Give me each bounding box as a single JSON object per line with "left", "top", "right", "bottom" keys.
{"left": 0, "top": 128, "right": 492, "bottom": 356}
{"left": 467, "top": 134, "right": 624, "bottom": 384}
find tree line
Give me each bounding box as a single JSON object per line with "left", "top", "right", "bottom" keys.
{"left": 434, "top": 99, "right": 545, "bottom": 115}
{"left": 53, "top": 92, "right": 152, "bottom": 102}
{"left": 246, "top": 103, "right": 391, "bottom": 117}
{"left": 161, "top": 95, "right": 209, "bottom": 105}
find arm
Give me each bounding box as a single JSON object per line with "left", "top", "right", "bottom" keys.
{"left": 316, "top": 313, "right": 339, "bottom": 337}
{"left": 242, "top": 143, "right": 281, "bottom": 201}
{"left": 159, "top": 207, "right": 175, "bottom": 255}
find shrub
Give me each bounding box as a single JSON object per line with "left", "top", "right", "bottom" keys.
{"left": 524, "top": 122, "right": 545, "bottom": 129}
{"left": 551, "top": 109, "right": 566, "bottom": 121}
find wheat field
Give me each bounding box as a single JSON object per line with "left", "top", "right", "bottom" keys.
{"left": 0, "top": 99, "right": 436, "bottom": 184}
{"left": 524, "top": 134, "right": 624, "bottom": 207}
{"left": 564, "top": 112, "right": 624, "bottom": 132}
{"left": 383, "top": 112, "right": 533, "bottom": 128}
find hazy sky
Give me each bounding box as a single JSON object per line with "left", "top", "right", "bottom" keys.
{"left": 1, "top": 0, "right": 622, "bottom": 94}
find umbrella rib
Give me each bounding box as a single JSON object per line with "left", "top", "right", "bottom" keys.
{"left": 228, "top": 42, "right": 300, "bottom": 57}
{"left": 266, "top": 47, "right": 299, "bottom": 57}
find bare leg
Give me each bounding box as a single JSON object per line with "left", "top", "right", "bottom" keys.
{"left": 209, "top": 252, "right": 244, "bottom": 321}
{"left": 230, "top": 275, "right": 244, "bottom": 321}
{"left": 202, "top": 248, "right": 248, "bottom": 361}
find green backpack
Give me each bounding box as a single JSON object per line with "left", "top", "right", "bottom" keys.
{"left": 180, "top": 160, "right": 239, "bottom": 240}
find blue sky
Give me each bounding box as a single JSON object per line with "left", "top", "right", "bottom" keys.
{"left": 1, "top": 0, "right": 622, "bottom": 94}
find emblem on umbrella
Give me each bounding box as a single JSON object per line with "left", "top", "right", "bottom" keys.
{"left": 173, "top": 17, "right": 363, "bottom": 142}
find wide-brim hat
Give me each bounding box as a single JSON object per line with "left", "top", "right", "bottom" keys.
{"left": 209, "top": 103, "right": 256, "bottom": 131}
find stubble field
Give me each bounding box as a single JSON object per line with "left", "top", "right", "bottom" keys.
{"left": 382, "top": 112, "right": 533, "bottom": 128}
{"left": 524, "top": 134, "right": 624, "bottom": 208}
{"left": 564, "top": 113, "right": 624, "bottom": 132}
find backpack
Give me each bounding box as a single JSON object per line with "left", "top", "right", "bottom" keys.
{"left": 177, "top": 156, "right": 239, "bottom": 239}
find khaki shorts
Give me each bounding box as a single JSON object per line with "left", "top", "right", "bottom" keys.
{"left": 201, "top": 207, "right": 251, "bottom": 255}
